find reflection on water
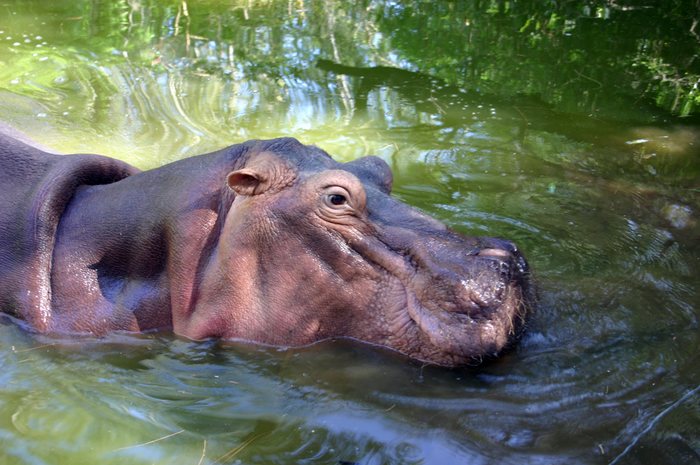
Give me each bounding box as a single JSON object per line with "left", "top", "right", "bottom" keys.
{"left": 0, "top": 1, "right": 699, "bottom": 464}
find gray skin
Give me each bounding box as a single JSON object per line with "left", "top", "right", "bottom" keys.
{"left": 0, "top": 135, "right": 532, "bottom": 367}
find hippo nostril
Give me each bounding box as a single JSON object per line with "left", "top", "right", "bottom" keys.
{"left": 474, "top": 249, "right": 514, "bottom": 279}
{"left": 476, "top": 245, "right": 529, "bottom": 280}
{"left": 479, "top": 237, "right": 520, "bottom": 255}
{"left": 477, "top": 247, "right": 512, "bottom": 259}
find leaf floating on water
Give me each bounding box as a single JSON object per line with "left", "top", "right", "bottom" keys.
{"left": 197, "top": 440, "right": 207, "bottom": 465}
{"left": 113, "top": 429, "right": 185, "bottom": 452}
{"left": 212, "top": 431, "right": 267, "bottom": 464}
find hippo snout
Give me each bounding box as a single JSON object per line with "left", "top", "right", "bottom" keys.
{"left": 397, "top": 234, "right": 532, "bottom": 363}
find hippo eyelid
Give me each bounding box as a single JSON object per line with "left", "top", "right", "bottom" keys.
{"left": 320, "top": 183, "right": 350, "bottom": 191}
{"left": 321, "top": 184, "right": 350, "bottom": 199}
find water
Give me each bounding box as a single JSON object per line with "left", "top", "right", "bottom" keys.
{"left": 0, "top": 1, "right": 699, "bottom": 464}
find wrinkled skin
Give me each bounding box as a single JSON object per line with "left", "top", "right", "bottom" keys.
{"left": 0, "top": 134, "right": 532, "bottom": 367}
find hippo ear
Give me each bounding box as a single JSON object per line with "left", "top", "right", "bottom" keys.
{"left": 345, "top": 156, "right": 393, "bottom": 193}
{"left": 227, "top": 151, "right": 296, "bottom": 196}
{"left": 227, "top": 169, "right": 269, "bottom": 196}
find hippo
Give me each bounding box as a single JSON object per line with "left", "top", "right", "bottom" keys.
{"left": 0, "top": 131, "right": 532, "bottom": 367}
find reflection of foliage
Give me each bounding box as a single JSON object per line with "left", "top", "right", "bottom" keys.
{"left": 3, "top": 0, "right": 699, "bottom": 121}
{"left": 140, "top": 0, "right": 700, "bottom": 118}
{"left": 368, "top": 0, "right": 700, "bottom": 118}
{"left": 636, "top": 54, "right": 700, "bottom": 117}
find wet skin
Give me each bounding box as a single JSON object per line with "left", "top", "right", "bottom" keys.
{"left": 0, "top": 135, "right": 532, "bottom": 367}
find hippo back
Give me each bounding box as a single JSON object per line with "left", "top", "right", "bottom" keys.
{"left": 0, "top": 131, "right": 139, "bottom": 330}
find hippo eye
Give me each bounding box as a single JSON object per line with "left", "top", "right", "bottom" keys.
{"left": 329, "top": 194, "right": 347, "bottom": 206}
{"left": 322, "top": 187, "right": 353, "bottom": 211}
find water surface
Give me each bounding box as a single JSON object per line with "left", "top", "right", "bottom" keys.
{"left": 0, "top": 1, "right": 698, "bottom": 464}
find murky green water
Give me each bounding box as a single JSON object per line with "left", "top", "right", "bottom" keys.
{"left": 1, "top": 1, "right": 699, "bottom": 464}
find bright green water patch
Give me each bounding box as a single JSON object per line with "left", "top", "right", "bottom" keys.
{"left": 1, "top": 1, "right": 699, "bottom": 464}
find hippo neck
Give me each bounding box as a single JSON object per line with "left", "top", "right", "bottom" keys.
{"left": 49, "top": 148, "right": 242, "bottom": 334}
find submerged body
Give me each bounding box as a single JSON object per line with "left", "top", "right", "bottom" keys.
{"left": 0, "top": 132, "right": 532, "bottom": 366}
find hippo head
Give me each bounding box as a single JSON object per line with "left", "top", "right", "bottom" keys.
{"left": 204, "top": 138, "right": 532, "bottom": 367}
